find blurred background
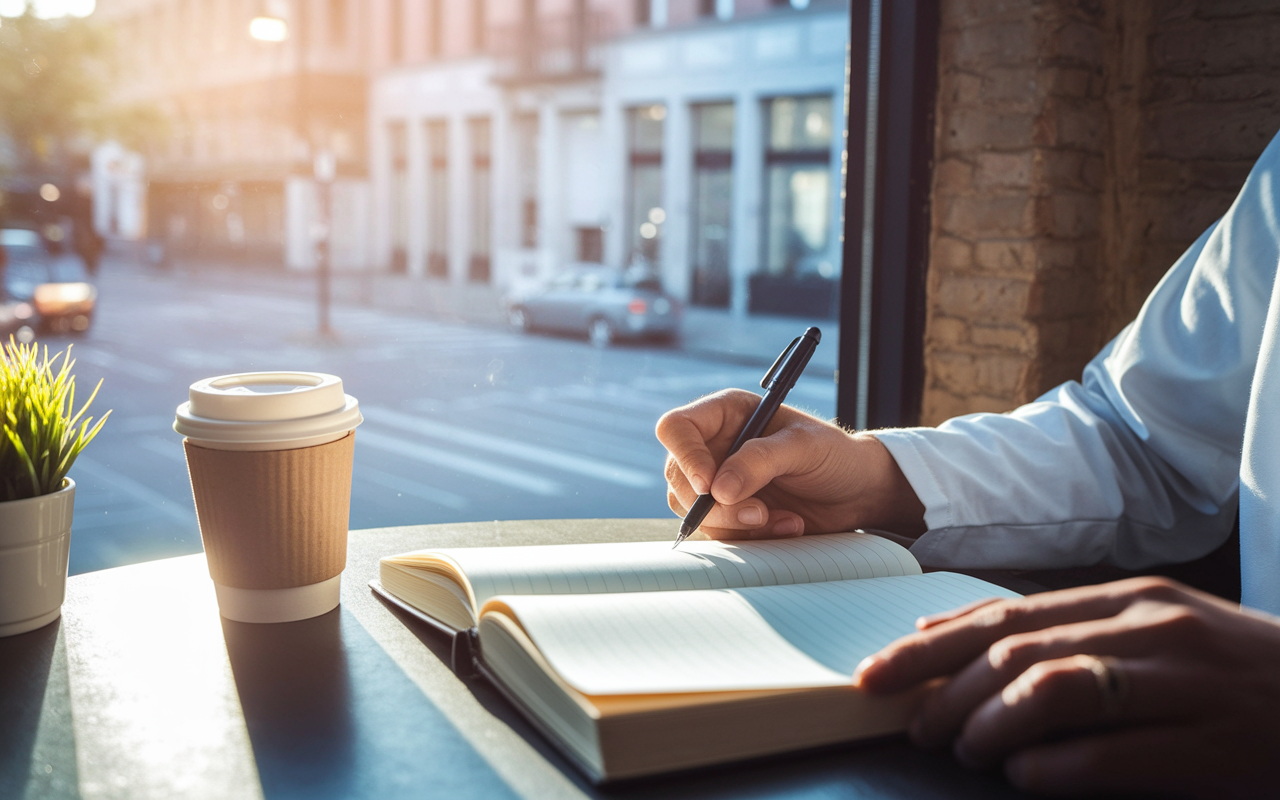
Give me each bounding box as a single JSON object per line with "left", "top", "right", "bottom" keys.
{"left": 0, "top": 0, "right": 849, "bottom": 574}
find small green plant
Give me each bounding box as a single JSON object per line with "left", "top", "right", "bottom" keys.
{"left": 0, "top": 339, "right": 109, "bottom": 502}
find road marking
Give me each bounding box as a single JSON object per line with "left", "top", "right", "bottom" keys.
{"left": 115, "top": 416, "right": 180, "bottom": 435}
{"left": 138, "top": 435, "right": 188, "bottom": 463}
{"left": 70, "top": 456, "right": 197, "bottom": 527}
{"left": 73, "top": 349, "right": 173, "bottom": 383}
{"left": 362, "top": 406, "right": 657, "bottom": 488}
{"left": 355, "top": 465, "right": 470, "bottom": 510}
{"left": 356, "top": 428, "right": 561, "bottom": 496}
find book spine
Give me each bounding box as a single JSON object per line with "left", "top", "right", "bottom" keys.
{"left": 451, "top": 627, "right": 480, "bottom": 678}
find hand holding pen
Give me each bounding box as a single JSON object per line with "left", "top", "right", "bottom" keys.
{"left": 656, "top": 327, "right": 927, "bottom": 544}
{"left": 671, "top": 327, "right": 821, "bottom": 548}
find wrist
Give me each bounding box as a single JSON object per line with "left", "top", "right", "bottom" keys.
{"left": 847, "top": 433, "right": 927, "bottom": 537}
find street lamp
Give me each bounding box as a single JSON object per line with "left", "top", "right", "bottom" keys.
{"left": 248, "top": 2, "right": 335, "bottom": 339}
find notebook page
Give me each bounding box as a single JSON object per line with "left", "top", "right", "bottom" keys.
{"left": 400, "top": 531, "right": 921, "bottom": 610}
{"left": 490, "top": 572, "right": 1019, "bottom": 695}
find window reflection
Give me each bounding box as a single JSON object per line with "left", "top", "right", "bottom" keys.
{"left": 691, "top": 103, "right": 735, "bottom": 308}
{"left": 759, "top": 96, "right": 838, "bottom": 319}
{"left": 627, "top": 106, "right": 665, "bottom": 271}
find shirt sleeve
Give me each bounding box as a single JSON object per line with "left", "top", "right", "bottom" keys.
{"left": 875, "top": 132, "right": 1280, "bottom": 571}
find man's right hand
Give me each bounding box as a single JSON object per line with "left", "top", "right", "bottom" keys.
{"left": 655, "top": 389, "right": 926, "bottom": 540}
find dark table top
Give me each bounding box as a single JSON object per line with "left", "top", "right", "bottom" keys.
{"left": 0, "top": 519, "right": 1033, "bottom": 800}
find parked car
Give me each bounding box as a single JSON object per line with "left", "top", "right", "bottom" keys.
{"left": 505, "top": 265, "right": 682, "bottom": 347}
{"left": 0, "top": 228, "right": 97, "bottom": 335}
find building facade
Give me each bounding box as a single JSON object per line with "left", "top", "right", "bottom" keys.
{"left": 368, "top": 0, "right": 849, "bottom": 317}
{"left": 95, "top": 0, "right": 373, "bottom": 271}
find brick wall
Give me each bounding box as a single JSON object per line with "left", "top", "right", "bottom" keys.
{"left": 920, "top": 0, "right": 1280, "bottom": 424}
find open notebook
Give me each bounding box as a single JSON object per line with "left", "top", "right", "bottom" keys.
{"left": 373, "top": 531, "right": 1019, "bottom": 782}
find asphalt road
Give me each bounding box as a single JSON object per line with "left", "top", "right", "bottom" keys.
{"left": 44, "top": 258, "right": 836, "bottom": 575}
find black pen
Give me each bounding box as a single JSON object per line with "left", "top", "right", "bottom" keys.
{"left": 674, "top": 327, "right": 821, "bottom": 548}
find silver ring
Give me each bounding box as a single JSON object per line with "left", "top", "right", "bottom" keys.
{"left": 1080, "top": 655, "right": 1129, "bottom": 719}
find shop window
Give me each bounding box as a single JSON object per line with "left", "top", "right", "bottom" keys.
{"left": 469, "top": 118, "right": 492, "bottom": 283}
{"left": 627, "top": 105, "right": 665, "bottom": 270}
{"left": 691, "top": 102, "right": 734, "bottom": 308}
{"left": 426, "top": 120, "right": 449, "bottom": 278}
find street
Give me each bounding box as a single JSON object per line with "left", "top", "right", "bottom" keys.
{"left": 52, "top": 256, "right": 836, "bottom": 575}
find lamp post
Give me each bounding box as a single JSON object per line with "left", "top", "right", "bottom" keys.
{"left": 250, "top": 2, "right": 334, "bottom": 339}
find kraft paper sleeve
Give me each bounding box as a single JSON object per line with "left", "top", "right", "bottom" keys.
{"left": 184, "top": 433, "right": 354, "bottom": 590}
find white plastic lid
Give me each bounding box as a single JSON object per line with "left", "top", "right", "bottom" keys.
{"left": 174, "top": 372, "right": 362, "bottom": 445}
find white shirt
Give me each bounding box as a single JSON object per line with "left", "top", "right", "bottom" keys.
{"left": 875, "top": 130, "right": 1280, "bottom": 614}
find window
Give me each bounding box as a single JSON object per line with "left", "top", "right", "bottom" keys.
{"left": 627, "top": 105, "right": 665, "bottom": 269}
{"left": 328, "top": 0, "right": 347, "bottom": 48}
{"left": 469, "top": 118, "right": 492, "bottom": 283}
{"left": 388, "top": 121, "right": 409, "bottom": 273}
{"left": 576, "top": 227, "right": 604, "bottom": 262}
{"left": 515, "top": 114, "right": 538, "bottom": 248}
{"left": 389, "top": 0, "right": 403, "bottom": 63}
{"left": 473, "top": 0, "right": 487, "bottom": 52}
{"left": 426, "top": 120, "right": 449, "bottom": 278}
{"left": 427, "top": 0, "right": 443, "bottom": 59}
{"left": 757, "top": 95, "right": 836, "bottom": 316}
{"left": 690, "top": 102, "right": 734, "bottom": 308}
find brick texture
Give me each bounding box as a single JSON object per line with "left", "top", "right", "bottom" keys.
{"left": 920, "top": 0, "right": 1280, "bottom": 424}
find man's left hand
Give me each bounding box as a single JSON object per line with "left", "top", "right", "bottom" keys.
{"left": 852, "top": 577, "right": 1280, "bottom": 797}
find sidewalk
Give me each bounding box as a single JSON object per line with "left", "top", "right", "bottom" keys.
{"left": 128, "top": 251, "right": 839, "bottom": 376}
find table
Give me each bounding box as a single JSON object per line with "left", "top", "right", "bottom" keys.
{"left": 0, "top": 520, "right": 1034, "bottom": 800}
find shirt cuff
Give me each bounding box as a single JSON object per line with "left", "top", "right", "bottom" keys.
{"left": 871, "top": 428, "right": 954, "bottom": 531}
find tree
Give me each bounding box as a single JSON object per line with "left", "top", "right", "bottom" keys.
{"left": 0, "top": 6, "right": 163, "bottom": 172}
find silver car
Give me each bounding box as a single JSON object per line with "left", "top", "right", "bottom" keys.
{"left": 506, "top": 266, "right": 682, "bottom": 347}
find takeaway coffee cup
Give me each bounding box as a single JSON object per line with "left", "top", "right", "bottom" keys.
{"left": 174, "top": 372, "right": 363, "bottom": 623}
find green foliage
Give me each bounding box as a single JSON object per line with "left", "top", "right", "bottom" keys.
{"left": 0, "top": 7, "right": 166, "bottom": 168}
{"left": 0, "top": 339, "right": 109, "bottom": 502}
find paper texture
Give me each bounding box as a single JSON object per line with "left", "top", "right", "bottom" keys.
{"left": 491, "top": 572, "right": 1020, "bottom": 696}
{"left": 185, "top": 433, "right": 354, "bottom": 589}
{"left": 387, "top": 531, "right": 920, "bottom": 612}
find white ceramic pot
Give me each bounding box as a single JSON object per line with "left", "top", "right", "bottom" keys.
{"left": 0, "top": 478, "right": 74, "bottom": 637}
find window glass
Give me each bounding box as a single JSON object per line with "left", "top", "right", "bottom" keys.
{"left": 760, "top": 95, "right": 838, "bottom": 317}
{"left": 389, "top": 121, "right": 409, "bottom": 273}
{"left": 627, "top": 105, "right": 665, "bottom": 270}
{"left": 41, "top": 2, "right": 851, "bottom": 574}
{"left": 426, "top": 120, "right": 449, "bottom": 278}
{"left": 691, "top": 102, "right": 734, "bottom": 308}
{"left": 469, "top": 118, "right": 492, "bottom": 282}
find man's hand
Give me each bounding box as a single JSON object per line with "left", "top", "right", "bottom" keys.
{"left": 655, "top": 389, "right": 925, "bottom": 539}
{"left": 852, "top": 577, "right": 1280, "bottom": 797}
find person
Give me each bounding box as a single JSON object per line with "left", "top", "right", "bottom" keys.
{"left": 657, "top": 129, "right": 1280, "bottom": 797}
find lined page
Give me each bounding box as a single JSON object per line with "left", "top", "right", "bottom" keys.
{"left": 386, "top": 531, "right": 921, "bottom": 610}
{"left": 490, "top": 572, "right": 1020, "bottom": 696}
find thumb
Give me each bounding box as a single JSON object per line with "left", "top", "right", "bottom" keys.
{"left": 710, "top": 426, "right": 815, "bottom": 505}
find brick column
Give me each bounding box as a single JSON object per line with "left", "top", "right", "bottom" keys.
{"left": 921, "top": 0, "right": 1280, "bottom": 425}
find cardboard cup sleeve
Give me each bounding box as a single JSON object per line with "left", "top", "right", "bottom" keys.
{"left": 184, "top": 432, "right": 355, "bottom": 590}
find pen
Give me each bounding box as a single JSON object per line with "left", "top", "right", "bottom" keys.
{"left": 674, "top": 326, "right": 821, "bottom": 548}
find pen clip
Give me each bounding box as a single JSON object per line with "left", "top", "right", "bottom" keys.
{"left": 761, "top": 337, "right": 800, "bottom": 389}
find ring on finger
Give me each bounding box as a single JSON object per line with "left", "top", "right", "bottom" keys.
{"left": 1079, "top": 655, "right": 1128, "bottom": 719}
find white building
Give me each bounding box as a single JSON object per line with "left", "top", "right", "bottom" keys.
{"left": 367, "top": 0, "right": 850, "bottom": 318}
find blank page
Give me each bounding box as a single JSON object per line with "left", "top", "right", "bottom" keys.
{"left": 386, "top": 531, "right": 921, "bottom": 611}
{"left": 490, "top": 572, "right": 1020, "bottom": 695}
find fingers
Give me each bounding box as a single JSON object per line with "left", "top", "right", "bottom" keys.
{"left": 917, "top": 598, "right": 1003, "bottom": 630}
{"left": 708, "top": 426, "right": 814, "bottom": 506}
{"left": 666, "top": 454, "right": 797, "bottom": 536}
{"left": 1003, "top": 725, "right": 1215, "bottom": 797}
{"left": 910, "top": 610, "right": 1198, "bottom": 747}
{"left": 656, "top": 390, "right": 759, "bottom": 495}
{"left": 854, "top": 579, "right": 1185, "bottom": 694}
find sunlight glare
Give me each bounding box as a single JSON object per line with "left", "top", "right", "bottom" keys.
{"left": 30, "top": 0, "right": 96, "bottom": 18}
{"left": 249, "top": 16, "right": 287, "bottom": 42}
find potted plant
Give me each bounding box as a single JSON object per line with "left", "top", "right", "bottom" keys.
{"left": 0, "top": 339, "right": 108, "bottom": 637}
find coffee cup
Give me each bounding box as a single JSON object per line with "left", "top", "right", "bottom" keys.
{"left": 174, "top": 372, "right": 363, "bottom": 623}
